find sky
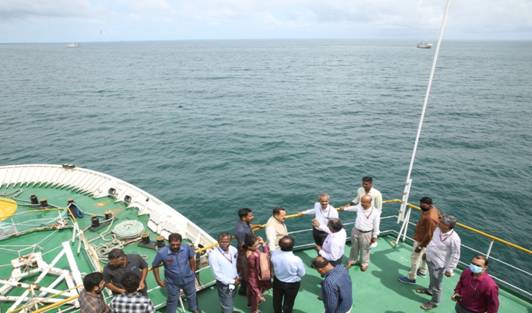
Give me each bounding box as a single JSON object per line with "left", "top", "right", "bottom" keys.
{"left": 0, "top": 0, "right": 531, "bottom": 43}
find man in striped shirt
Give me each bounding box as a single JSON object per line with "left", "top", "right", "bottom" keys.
{"left": 312, "top": 256, "right": 352, "bottom": 313}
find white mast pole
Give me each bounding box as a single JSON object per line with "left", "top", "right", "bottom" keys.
{"left": 396, "top": 0, "right": 452, "bottom": 242}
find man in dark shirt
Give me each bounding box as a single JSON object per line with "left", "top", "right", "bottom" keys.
{"left": 234, "top": 207, "right": 255, "bottom": 296}
{"left": 103, "top": 249, "right": 148, "bottom": 296}
{"left": 313, "top": 256, "right": 353, "bottom": 313}
{"left": 79, "top": 272, "right": 109, "bottom": 313}
{"left": 234, "top": 207, "right": 254, "bottom": 248}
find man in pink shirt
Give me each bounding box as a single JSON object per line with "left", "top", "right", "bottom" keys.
{"left": 453, "top": 255, "right": 499, "bottom": 313}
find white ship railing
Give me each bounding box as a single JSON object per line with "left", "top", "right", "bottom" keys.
{"left": 0, "top": 164, "right": 216, "bottom": 254}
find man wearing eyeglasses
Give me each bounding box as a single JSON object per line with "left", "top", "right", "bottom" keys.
{"left": 300, "top": 193, "right": 339, "bottom": 247}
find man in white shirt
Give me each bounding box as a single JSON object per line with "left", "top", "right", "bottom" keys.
{"left": 271, "top": 235, "right": 305, "bottom": 313}
{"left": 265, "top": 207, "right": 288, "bottom": 251}
{"left": 342, "top": 194, "right": 381, "bottom": 271}
{"left": 208, "top": 232, "right": 240, "bottom": 313}
{"left": 300, "top": 193, "right": 339, "bottom": 246}
{"left": 418, "top": 215, "right": 461, "bottom": 311}
{"left": 316, "top": 218, "right": 347, "bottom": 266}
{"left": 351, "top": 176, "right": 383, "bottom": 211}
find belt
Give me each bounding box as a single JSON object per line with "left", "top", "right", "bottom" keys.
{"left": 356, "top": 228, "right": 373, "bottom": 233}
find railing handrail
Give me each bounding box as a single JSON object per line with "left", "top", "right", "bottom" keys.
{"left": 383, "top": 199, "right": 531, "bottom": 254}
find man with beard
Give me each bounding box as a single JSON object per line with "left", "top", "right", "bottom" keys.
{"left": 153, "top": 233, "right": 200, "bottom": 313}
{"left": 79, "top": 272, "right": 109, "bottom": 313}
{"left": 399, "top": 197, "right": 440, "bottom": 284}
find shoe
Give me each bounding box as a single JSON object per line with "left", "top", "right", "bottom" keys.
{"left": 398, "top": 276, "right": 416, "bottom": 284}
{"left": 415, "top": 288, "right": 432, "bottom": 296}
{"left": 346, "top": 260, "right": 358, "bottom": 269}
{"left": 417, "top": 270, "right": 427, "bottom": 277}
{"left": 420, "top": 301, "right": 438, "bottom": 310}
{"left": 360, "top": 264, "right": 369, "bottom": 272}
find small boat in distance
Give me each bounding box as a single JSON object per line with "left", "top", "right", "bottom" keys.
{"left": 66, "top": 43, "right": 79, "bottom": 48}
{"left": 416, "top": 41, "right": 432, "bottom": 49}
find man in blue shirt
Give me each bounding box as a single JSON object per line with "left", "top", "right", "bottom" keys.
{"left": 208, "top": 232, "right": 239, "bottom": 313}
{"left": 234, "top": 208, "right": 254, "bottom": 248}
{"left": 312, "top": 256, "right": 352, "bottom": 313}
{"left": 271, "top": 235, "right": 305, "bottom": 313}
{"left": 152, "top": 233, "right": 200, "bottom": 313}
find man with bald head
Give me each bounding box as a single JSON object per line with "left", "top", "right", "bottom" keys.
{"left": 301, "top": 193, "right": 339, "bottom": 246}
{"left": 341, "top": 194, "right": 381, "bottom": 271}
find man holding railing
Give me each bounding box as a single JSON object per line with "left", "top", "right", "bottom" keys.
{"left": 350, "top": 176, "right": 383, "bottom": 211}
{"left": 265, "top": 207, "right": 288, "bottom": 251}
{"left": 341, "top": 194, "right": 381, "bottom": 271}
{"left": 300, "top": 193, "right": 339, "bottom": 247}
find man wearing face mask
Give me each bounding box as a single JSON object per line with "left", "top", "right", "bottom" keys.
{"left": 453, "top": 255, "right": 499, "bottom": 313}
{"left": 417, "top": 215, "right": 461, "bottom": 310}
{"left": 399, "top": 197, "right": 440, "bottom": 284}
{"left": 79, "top": 272, "right": 109, "bottom": 313}
{"left": 103, "top": 249, "right": 148, "bottom": 296}
{"left": 152, "top": 233, "right": 200, "bottom": 313}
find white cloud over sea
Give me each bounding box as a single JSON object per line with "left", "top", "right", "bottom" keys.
{"left": 0, "top": 0, "right": 531, "bottom": 42}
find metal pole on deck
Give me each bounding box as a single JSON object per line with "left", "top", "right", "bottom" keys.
{"left": 396, "top": 0, "right": 452, "bottom": 243}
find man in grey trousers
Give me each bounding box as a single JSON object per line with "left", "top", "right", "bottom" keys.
{"left": 417, "top": 215, "right": 461, "bottom": 310}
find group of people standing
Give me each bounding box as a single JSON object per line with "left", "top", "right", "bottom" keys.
{"left": 398, "top": 197, "right": 499, "bottom": 312}
{"left": 79, "top": 233, "right": 202, "bottom": 313}
{"left": 78, "top": 176, "right": 500, "bottom": 313}
{"left": 215, "top": 177, "right": 382, "bottom": 313}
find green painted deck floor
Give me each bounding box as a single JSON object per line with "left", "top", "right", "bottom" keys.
{"left": 196, "top": 237, "right": 531, "bottom": 313}
{"left": 0, "top": 185, "right": 530, "bottom": 312}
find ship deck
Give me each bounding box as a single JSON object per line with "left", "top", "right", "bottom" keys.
{"left": 0, "top": 185, "right": 530, "bottom": 312}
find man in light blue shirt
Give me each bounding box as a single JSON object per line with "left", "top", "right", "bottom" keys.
{"left": 208, "top": 232, "right": 239, "bottom": 313}
{"left": 271, "top": 235, "right": 305, "bottom": 313}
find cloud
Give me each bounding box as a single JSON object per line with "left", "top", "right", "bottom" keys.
{"left": 0, "top": 0, "right": 531, "bottom": 41}
{"left": 0, "top": 0, "right": 94, "bottom": 20}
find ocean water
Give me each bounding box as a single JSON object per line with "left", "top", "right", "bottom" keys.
{"left": 1, "top": 40, "right": 531, "bottom": 290}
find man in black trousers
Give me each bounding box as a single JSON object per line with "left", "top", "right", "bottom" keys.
{"left": 271, "top": 235, "right": 306, "bottom": 313}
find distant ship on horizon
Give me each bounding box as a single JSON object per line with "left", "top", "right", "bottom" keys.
{"left": 416, "top": 41, "right": 432, "bottom": 49}
{"left": 66, "top": 43, "right": 79, "bottom": 48}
